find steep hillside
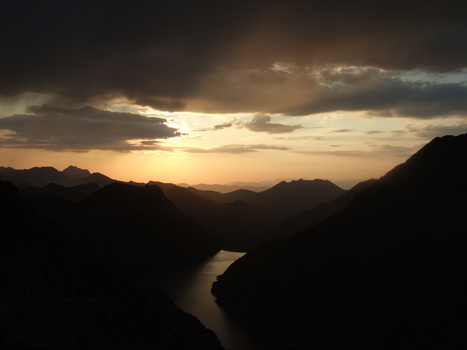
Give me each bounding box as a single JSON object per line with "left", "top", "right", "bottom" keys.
{"left": 247, "top": 179, "right": 345, "bottom": 223}
{"left": 259, "top": 179, "right": 377, "bottom": 243}
{"left": 21, "top": 182, "right": 100, "bottom": 201}
{"left": 0, "top": 180, "right": 225, "bottom": 350}
{"left": 25, "top": 182, "right": 221, "bottom": 273}
{"left": 149, "top": 182, "right": 265, "bottom": 251}
{"left": 212, "top": 134, "right": 467, "bottom": 350}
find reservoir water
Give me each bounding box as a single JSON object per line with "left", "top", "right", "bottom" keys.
{"left": 153, "top": 250, "right": 267, "bottom": 350}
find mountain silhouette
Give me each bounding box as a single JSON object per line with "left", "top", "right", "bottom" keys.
{"left": 0, "top": 166, "right": 72, "bottom": 188}
{"left": 186, "top": 179, "right": 346, "bottom": 229}
{"left": 62, "top": 164, "right": 91, "bottom": 179}
{"left": 212, "top": 134, "right": 467, "bottom": 350}
{"left": 0, "top": 165, "right": 114, "bottom": 188}
{"left": 148, "top": 181, "right": 266, "bottom": 251}
{"left": 185, "top": 186, "right": 259, "bottom": 203}
{"left": 258, "top": 179, "right": 377, "bottom": 243}
{"left": 0, "top": 180, "right": 225, "bottom": 350}
{"left": 21, "top": 182, "right": 100, "bottom": 201}
{"left": 246, "top": 178, "right": 346, "bottom": 224}
{"left": 26, "top": 182, "right": 220, "bottom": 274}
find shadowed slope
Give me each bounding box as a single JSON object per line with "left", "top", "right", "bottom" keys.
{"left": 212, "top": 134, "right": 467, "bottom": 350}
{"left": 21, "top": 182, "right": 100, "bottom": 201}
{"left": 149, "top": 181, "right": 265, "bottom": 251}
{"left": 259, "top": 179, "right": 377, "bottom": 243}
{"left": 0, "top": 180, "right": 225, "bottom": 350}
{"left": 25, "top": 182, "right": 221, "bottom": 274}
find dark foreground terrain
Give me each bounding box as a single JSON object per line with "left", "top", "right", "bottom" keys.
{"left": 0, "top": 180, "right": 225, "bottom": 349}
{"left": 213, "top": 134, "right": 467, "bottom": 350}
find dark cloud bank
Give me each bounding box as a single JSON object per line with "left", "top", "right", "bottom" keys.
{"left": 0, "top": 105, "right": 179, "bottom": 151}
{"left": 1, "top": 0, "right": 466, "bottom": 117}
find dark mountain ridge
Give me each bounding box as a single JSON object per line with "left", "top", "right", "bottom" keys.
{"left": 0, "top": 165, "right": 114, "bottom": 189}
{"left": 212, "top": 134, "right": 467, "bottom": 350}
{"left": 24, "top": 182, "right": 221, "bottom": 274}
{"left": 3, "top": 166, "right": 347, "bottom": 251}
{"left": 0, "top": 180, "right": 225, "bottom": 350}
{"left": 21, "top": 182, "right": 100, "bottom": 201}
{"left": 149, "top": 181, "right": 266, "bottom": 251}
{"left": 257, "top": 179, "right": 377, "bottom": 243}
{"left": 62, "top": 164, "right": 91, "bottom": 179}
{"left": 248, "top": 178, "right": 346, "bottom": 222}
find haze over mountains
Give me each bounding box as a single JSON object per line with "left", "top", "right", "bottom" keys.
{"left": 212, "top": 133, "right": 467, "bottom": 350}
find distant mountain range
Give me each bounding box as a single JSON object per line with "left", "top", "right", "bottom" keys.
{"left": 212, "top": 134, "right": 467, "bottom": 350}
{"left": 2, "top": 165, "right": 349, "bottom": 251}
{"left": 0, "top": 165, "right": 114, "bottom": 188}
{"left": 149, "top": 179, "right": 345, "bottom": 250}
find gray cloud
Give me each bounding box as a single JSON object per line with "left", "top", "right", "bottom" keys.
{"left": 296, "top": 143, "right": 416, "bottom": 158}
{"left": 0, "top": 105, "right": 179, "bottom": 151}
{"left": 0, "top": 1, "right": 466, "bottom": 117}
{"left": 214, "top": 121, "right": 235, "bottom": 130}
{"left": 279, "top": 75, "right": 467, "bottom": 118}
{"left": 212, "top": 115, "right": 302, "bottom": 134}
{"left": 331, "top": 129, "right": 354, "bottom": 133}
{"left": 181, "top": 144, "right": 290, "bottom": 154}
{"left": 244, "top": 114, "right": 302, "bottom": 134}
{"left": 406, "top": 123, "right": 467, "bottom": 139}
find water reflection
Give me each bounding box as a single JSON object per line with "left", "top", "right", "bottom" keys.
{"left": 154, "top": 251, "right": 267, "bottom": 350}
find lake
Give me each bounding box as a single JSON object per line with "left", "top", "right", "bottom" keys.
{"left": 153, "top": 250, "right": 268, "bottom": 350}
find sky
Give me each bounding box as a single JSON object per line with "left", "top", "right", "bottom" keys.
{"left": 1, "top": 0, "right": 466, "bottom": 187}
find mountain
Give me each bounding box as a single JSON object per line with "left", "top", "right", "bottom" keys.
{"left": 26, "top": 182, "right": 220, "bottom": 274}
{"left": 0, "top": 166, "right": 72, "bottom": 188}
{"left": 21, "top": 182, "right": 100, "bottom": 201}
{"left": 0, "top": 180, "right": 225, "bottom": 350}
{"left": 185, "top": 186, "right": 259, "bottom": 204}
{"left": 148, "top": 179, "right": 346, "bottom": 251}
{"left": 212, "top": 134, "right": 467, "bottom": 350}
{"left": 257, "top": 179, "right": 377, "bottom": 243}
{"left": 148, "top": 181, "right": 266, "bottom": 251}
{"left": 187, "top": 179, "right": 346, "bottom": 227}
{"left": 247, "top": 178, "right": 346, "bottom": 223}
{"left": 77, "top": 171, "right": 115, "bottom": 187}
{"left": 62, "top": 165, "right": 91, "bottom": 179}
{"left": 189, "top": 183, "right": 270, "bottom": 193}
{"left": 0, "top": 165, "right": 115, "bottom": 188}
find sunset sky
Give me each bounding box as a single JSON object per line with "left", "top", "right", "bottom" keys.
{"left": 1, "top": 0, "right": 466, "bottom": 187}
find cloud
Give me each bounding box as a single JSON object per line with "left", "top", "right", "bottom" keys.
{"left": 331, "top": 129, "right": 354, "bottom": 133}
{"left": 243, "top": 114, "right": 302, "bottom": 134}
{"left": 1, "top": 1, "right": 466, "bottom": 117}
{"left": 0, "top": 105, "right": 179, "bottom": 151}
{"left": 406, "top": 123, "right": 467, "bottom": 138}
{"left": 214, "top": 121, "right": 235, "bottom": 130}
{"left": 212, "top": 115, "right": 302, "bottom": 134}
{"left": 296, "top": 144, "right": 416, "bottom": 158}
{"left": 181, "top": 144, "right": 290, "bottom": 154}
{"left": 279, "top": 74, "right": 467, "bottom": 118}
